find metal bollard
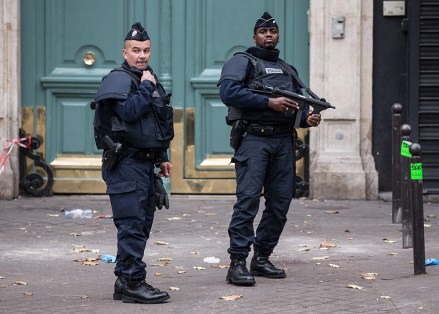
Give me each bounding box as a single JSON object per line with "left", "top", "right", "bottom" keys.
{"left": 391, "top": 103, "right": 403, "bottom": 223}
{"left": 410, "top": 143, "right": 426, "bottom": 275}
{"left": 400, "top": 124, "right": 413, "bottom": 249}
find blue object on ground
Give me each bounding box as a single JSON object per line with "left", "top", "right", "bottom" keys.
{"left": 425, "top": 258, "right": 439, "bottom": 266}
{"left": 101, "top": 254, "right": 116, "bottom": 263}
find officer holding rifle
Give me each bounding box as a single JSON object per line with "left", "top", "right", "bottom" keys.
{"left": 217, "top": 12, "right": 324, "bottom": 286}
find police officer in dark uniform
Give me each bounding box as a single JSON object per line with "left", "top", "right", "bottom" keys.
{"left": 218, "top": 12, "right": 321, "bottom": 286}
{"left": 92, "top": 22, "right": 173, "bottom": 303}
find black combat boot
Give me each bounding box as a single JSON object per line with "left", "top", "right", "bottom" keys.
{"left": 250, "top": 253, "right": 286, "bottom": 278}
{"left": 113, "top": 276, "right": 126, "bottom": 300}
{"left": 122, "top": 280, "right": 170, "bottom": 304}
{"left": 226, "top": 257, "right": 256, "bottom": 286}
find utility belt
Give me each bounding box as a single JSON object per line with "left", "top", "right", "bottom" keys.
{"left": 246, "top": 123, "right": 291, "bottom": 136}
{"left": 127, "top": 150, "right": 160, "bottom": 161}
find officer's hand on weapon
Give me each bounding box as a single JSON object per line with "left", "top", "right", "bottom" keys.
{"left": 153, "top": 173, "right": 169, "bottom": 210}
{"left": 158, "top": 161, "right": 173, "bottom": 177}
{"left": 141, "top": 70, "right": 156, "bottom": 86}
{"left": 268, "top": 97, "right": 299, "bottom": 114}
{"left": 306, "top": 111, "right": 321, "bottom": 127}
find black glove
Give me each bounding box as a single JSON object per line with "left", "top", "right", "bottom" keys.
{"left": 154, "top": 173, "right": 169, "bottom": 209}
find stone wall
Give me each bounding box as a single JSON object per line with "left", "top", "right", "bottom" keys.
{"left": 0, "top": 0, "right": 20, "bottom": 199}
{"left": 309, "top": 0, "right": 378, "bottom": 199}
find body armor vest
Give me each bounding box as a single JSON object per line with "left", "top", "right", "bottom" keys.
{"left": 92, "top": 66, "right": 173, "bottom": 150}
{"left": 226, "top": 52, "right": 298, "bottom": 125}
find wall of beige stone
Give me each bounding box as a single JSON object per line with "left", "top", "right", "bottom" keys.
{"left": 309, "top": 0, "right": 378, "bottom": 199}
{"left": 0, "top": 0, "right": 20, "bottom": 199}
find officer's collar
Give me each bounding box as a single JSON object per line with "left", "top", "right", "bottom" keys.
{"left": 246, "top": 46, "right": 280, "bottom": 61}
{"left": 122, "top": 61, "right": 146, "bottom": 79}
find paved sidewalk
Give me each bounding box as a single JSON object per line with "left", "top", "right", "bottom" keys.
{"left": 0, "top": 195, "right": 439, "bottom": 313}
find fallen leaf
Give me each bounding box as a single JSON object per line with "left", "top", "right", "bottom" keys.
{"left": 13, "top": 281, "right": 28, "bottom": 286}
{"left": 158, "top": 258, "right": 173, "bottom": 263}
{"left": 361, "top": 273, "right": 378, "bottom": 280}
{"left": 170, "top": 287, "right": 180, "bottom": 291}
{"left": 320, "top": 242, "right": 337, "bottom": 248}
{"left": 426, "top": 214, "right": 435, "bottom": 218}
{"left": 325, "top": 210, "right": 339, "bottom": 214}
{"left": 155, "top": 272, "right": 161, "bottom": 276}
{"left": 381, "top": 295, "right": 391, "bottom": 299}
{"left": 346, "top": 284, "right": 363, "bottom": 290}
{"left": 382, "top": 238, "right": 397, "bottom": 243}
{"left": 190, "top": 251, "right": 200, "bottom": 255}
{"left": 424, "top": 224, "right": 431, "bottom": 228}
{"left": 212, "top": 264, "right": 229, "bottom": 269}
{"left": 75, "top": 257, "right": 99, "bottom": 262}
{"left": 299, "top": 248, "right": 310, "bottom": 251}
{"left": 220, "top": 295, "right": 242, "bottom": 301}
{"left": 177, "top": 270, "right": 186, "bottom": 274}
{"left": 312, "top": 256, "right": 329, "bottom": 260}
{"left": 72, "top": 244, "right": 86, "bottom": 248}
{"left": 154, "top": 241, "right": 169, "bottom": 245}
{"left": 166, "top": 217, "right": 182, "bottom": 221}
{"left": 81, "top": 261, "right": 99, "bottom": 266}
{"left": 328, "top": 264, "right": 340, "bottom": 268}
{"left": 47, "top": 214, "right": 59, "bottom": 217}
{"left": 298, "top": 244, "right": 309, "bottom": 247}
{"left": 182, "top": 214, "right": 190, "bottom": 217}
{"left": 150, "top": 263, "right": 166, "bottom": 267}
{"left": 80, "top": 295, "right": 89, "bottom": 299}
{"left": 93, "top": 214, "right": 113, "bottom": 219}
{"left": 0, "top": 276, "right": 4, "bottom": 279}
{"left": 69, "top": 233, "right": 81, "bottom": 237}
{"left": 315, "top": 262, "right": 321, "bottom": 265}
{"left": 23, "top": 292, "right": 33, "bottom": 296}
{"left": 73, "top": 248, "right": 100, "bottom": 253}
{"left": 388, "top": 252, "right": 397, "bottom": 256}
{"left": 193, "top": 266, "right": 206, "bottom": 270}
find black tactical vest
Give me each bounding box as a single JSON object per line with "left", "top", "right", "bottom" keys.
{"left": 226, "top": 52, "right": 298, "bottom": 125}
{"left": 92, "top": 66, "right": 173, "bottom": 150}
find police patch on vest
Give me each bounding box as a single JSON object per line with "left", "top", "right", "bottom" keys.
{"left": 265, "top": 68, "right": 283, "bottom": 74}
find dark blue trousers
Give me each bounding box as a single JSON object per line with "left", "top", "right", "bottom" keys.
{"left": 102, "top": 156, "right": 155, "bottom": 281}
{"left": 228, "top": 132, "right": 294, "bottom": 258}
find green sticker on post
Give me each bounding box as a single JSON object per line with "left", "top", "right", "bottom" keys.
{"left": 410, "top": 163, "right": 423, "bottom": 180}
{"left": 401, "top": 140, "right": 412, "bottom": 157}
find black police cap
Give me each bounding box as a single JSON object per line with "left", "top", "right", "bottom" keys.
{"left": 125, "top": 22, "right": 150, "bottom": 41}
{"left": 254, "top": 12, "right": 279, "bottom": 31}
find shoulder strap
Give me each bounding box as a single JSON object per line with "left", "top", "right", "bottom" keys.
{"left": 233, "top": 51, "right": 258, "bottom": 67}
{"left": 110, "top": 68, "right": 141, "bottom": 89}
{"left": 277, "top": 59, "right": 320, "bottom": 100}
{"left": 233, "top": 51, "right": 266, "bottom": 83}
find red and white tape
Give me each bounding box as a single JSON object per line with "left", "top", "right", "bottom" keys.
{"left": 0, "top": 136, "right": 31, "bottom": 175}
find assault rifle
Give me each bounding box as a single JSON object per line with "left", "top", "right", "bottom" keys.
{"left": 248, "top": 83, "right": 335, "bottom": 128}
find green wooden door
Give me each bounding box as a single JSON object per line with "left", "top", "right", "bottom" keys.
{"left": 20, "top": 0, "right": 309, "bottom": 194}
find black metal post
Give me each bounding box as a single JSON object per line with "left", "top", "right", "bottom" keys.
{"left": 391, "top": 103, "right": 403, "bottom": 223}
{"left": 410, "top": 143, "right": 426, "bottom": 275}
{"left": 400, "top": 124, "right": 413, "bottom": 249}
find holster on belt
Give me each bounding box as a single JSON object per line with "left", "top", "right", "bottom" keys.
{"left": 101, "top": 136, "right": 125, "bottom": 170}
{"left": 229, "top": 120, "right": 248, "bottom": 150}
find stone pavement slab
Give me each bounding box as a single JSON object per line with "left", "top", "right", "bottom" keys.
{"left": 0, "top": 195, "right": 438, "bottom": 313}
